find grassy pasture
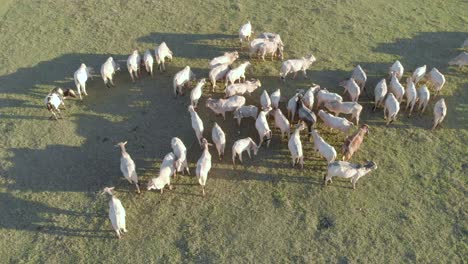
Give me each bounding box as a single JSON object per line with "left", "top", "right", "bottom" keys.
{"left": 0, "top": 0, "right": 466, "bottom": 263}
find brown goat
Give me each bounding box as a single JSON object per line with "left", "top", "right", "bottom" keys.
{"left": 341, "top": 124, "right": 369, "bottom": 161}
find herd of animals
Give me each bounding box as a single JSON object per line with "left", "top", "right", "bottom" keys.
{"left": 42, "top": 21, "right": 467, "bottom": 238}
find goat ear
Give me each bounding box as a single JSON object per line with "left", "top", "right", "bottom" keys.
{"left": 123, "top": 141, "right": 128, "bottom": 145}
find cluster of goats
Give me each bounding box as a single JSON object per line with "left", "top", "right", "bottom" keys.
{"left": 43, "top": 22, "right": 466, "bottom": 238}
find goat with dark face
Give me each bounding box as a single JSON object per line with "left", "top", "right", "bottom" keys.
{"left": 296, "top": 95, "right": 317, "bottom": 140}
{"left": 45, "top": 88, "right": 77, "bottom": 120}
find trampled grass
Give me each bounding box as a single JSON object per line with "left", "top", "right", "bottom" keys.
{"left": 0, "top": 0, "right": 466, "bottom": 262}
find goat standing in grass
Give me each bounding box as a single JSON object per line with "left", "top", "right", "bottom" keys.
{"left": 74, "top": 63, "right": 93, "bottom": 100}
{"left": 288, "top": 122, "right": 306, "bottom": 169}
{"left": 325, "top": 161, "right": 377, "bottom": 190}
{"left": 280, "top": 55, "right": 316, "bottom": 81}
{"left": 143, "top": 50, "right": 154, "bottom": 76}
{"left": 102, "top": 187, "right": 127, "bottom": 239}
{"left": 341, "top": 124, "right": 369, "bottom": 161}
{"left": 196, "top": 139, "right": 212, "bottom": 196}
{"left": 374, "top": 79, "right": 387, "bottom": 111}
{"left": 115, "top": 141, "right": 140, "bottom": 194}
{"left": 155, "top": 42, "right": 173, "bottom": 72}
{"left": 232, "top": 137, "right": 258, "bottom": 166}
{"left": 432, "top": 98, "right": 447, "bottom": 130}
{"left": 101, "top": 57, "right": 120, "bottom": 88}
{"left": 127, "top": 49, "right": 140, "bottom": 82}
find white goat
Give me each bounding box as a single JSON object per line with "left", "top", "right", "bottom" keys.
{"left": 405, "top": 78, "right": 417, "bottom": 116}
{"left": 417, "top": 85, "right": 430, "bottom": 114}
{"left": 127, "top": 49, "right": 140, "bottom": 82}
{"left": 287, "top": 93, "right": 300, "bottom": 121}
{"left": 280, "top": 55, "right": 316, "bottom": 81}
{"left": 44, "top": 92, "right": 63, "bottom": 120}
{"left": 432, "top": 98, "right": 447, "bottom": 130}
{"left": 155, "top": 42, "right": 173, "bottom": 71}
{"left": 316, "top": 89, "right": 343, "bottom": 109}
{"left": 212, "top": 122, "right": 226, "bottom": 160}
{"left": 209, "top": 51, "right": 239, "bottom": 68}
{"left": 209, "top": 63, "right": 231, "bottom": 91}
{"left": 273, "top": 108, "right": 290, "bottom": 139}
{"left": 270, "top": 88, "right": 281, "bottom": 109}
{"left": 448, "top": 52, "right": 468, "bottom": 68}
{"left": 239, "top": 21, "right": 253, "bottom": 43}
{"left": 102, "top": 187, "right": 127, "bottom": 239}
{"left": 173, "top": 66, "right": 196, "bottom": 97}
{"left": 143, "top": 50, "right": 154, "bottom": 76}
{"left": 303, "top": 85, "right": 320, "bottom": 109}
{"left": 115, "top": 141, "right": 140, "bottom": 194}
{"left": 325, "top": 161, "right": 378, "bottom": 189}
{"left": 389, "top": 60, "right": 404, "bottom": 80}
{"left": 288, "top": 122, "right": 306, "bottom": 168}
{"left": 232, "top": 137, "right": 258, "bottom": 165}
{"left": 260, "top": 90, "right": 271, "bottom": 110}
{"left": 318, "top": 110, "right": 354, "bottom": 133}
{"left": 101, "top": 57, "right": 120, "bottom": 88}
{"left": 339, "top": 78, "right": 360, "bottom": 102}
{"left": 258, "top": 40, "right": 283, "bottom": 61}
{"left": 196, "top": 138, "right": 212, "bottom": 196}
{"left": 259, "top": 32, "right": 284, "bottom": 47}
{"left": 384, "top": 93, "right": 400, "bottom": 125}
{"left": 147, "top": 152, "right": 176, "bottom": 193}
{"left": 74, "top": 63, "right": 92, "bottom": 100}
{"left": 225, "top": 79, "right": 261, "bottom": 98}
{"left": 171, "top": 137, "right": 190, "bottom": 175}
{"left": 255, "top": 108, "right": 272, "bottom": 147}
{"left": 389, "top": 72, "right": 405, "bottom": 102}
{"left": 225, "top": 62, "right": 251, "bottom": 86}
{"left": 190, "top": 79, "right": 206, "bottom": 108}
{"left": 426, "top": 67, "right": 445, "bottom": 96}
{"left": 351, "top": 65, "right": 367, "bottom": 92}
{"left": 374, "top": 79, "right": 388, "bottom": 111}
{"left": 310, "top": 129, "right": 337, "bottom": 164}
{"left": 188, "top": 105, "right": 204, "bottom": 145}
{"left": 249, "top": 35, "right": 283, "bottom": 57}
{"left": 412, "top": 65, "right": 426, "bottom": 84}
{"left": 324, "top": 101, "right": 363, "bottom": 125}
{"left": 233, "top": 105, "right": 258, "bottom": 126}
{"left": 206, "top": 96, "right": 246, "bottom": 119}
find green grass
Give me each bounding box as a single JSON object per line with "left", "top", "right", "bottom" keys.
{"left": 0, "top": 0, "right": 467, "bottom": 262}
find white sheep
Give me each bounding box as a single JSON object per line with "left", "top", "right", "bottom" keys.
{"left": 302, "top": 85, "right": 320, "bottom": 109}
{"left": 373, "top": 79, "right": 387, "bottom": 111}
{"left": 74, "top": 63, "right": 93, "bottom": 100}
{"left": 127, "top": 49, "right": 141, "bottom": 82}
{"left": 280, "top": 55, "right": 316, "bottom": 81}
{"left": 384, "top": 93, "right": 400, "bottom": 125}
{"left": 239, "top": 21, "right": 253, "bottom": 43}
{"left": 389, "top": 72, "right": 405, "bottom": 102}
{"left": 309, "top": 129, "right": 337, "bottom": 164}
{"left": 316, "top": 89, "right": 343, "bottom": 109}
{"left": 417, "top": 85, "right": 430, "bottom": 114}
{"left": 270, "top": 88, "right": 281, "bottom": 109}
{"left": 225, "top": 62, "right": 251, "bottom": 86}
{"left": 225, "top": 79, "right": 261, "bottom": 98}
{"left": 206, "top": 95, "right": 246, "bottom": 119}
{"left": 190, "top": 79, "right": 206, "bottom": 108}
{"left": 171, "top": 137, "right": 190, "bottom": 175}
{"left": 143, "top": 50, "right": 154, "bottom": 76}
{"left": 324, "top": 161, "right": 378, "bottom": 189}
{"left": 188, "top": 105, "right": 204, "bottom": 145}
{"left": 448, "top": 52, "right": 468, "bottom": 68}
{"left": 260, "top": 90, "right": 271, "bottom": 110}
{"left": 432, "top": 98, "right": 447, "bottom": 130}
{"left": 426, "top": 67, "right": 445, "bottom": 96}
{"left": 209, "top": 51, "right": 239, "bottom": 68}
{"left": 318, "top": 110, "right": 354, "bottom": 133}
{"left": 287, "top": 93, "right": 300, "bottom": 121}
{"left": 233, "top": 105, "right": 258, "bottom": 126}
{"left": 405, "top": 78, "right": 417, "bottom": 116}
{"left": 389, "top": 60, "right": 404, "bottom": 80}
{"left": 155, "top": 42, "right": 173, "bottom": 72}
{"left": 255, "top": 108, "right": 272, "bottom": 147}
{"left": 101, "top": 57, "right": 120, "bottom": 88}
{"left": 101, "top": 187, "right": 127, "bottom": 239}
{"left": 147, "top": 152, "right": 176, "bottom": 193}
{"left": 339, "top": 78, "right": 360, "bottom": 102}
{"left": 211, "top": 122, "right": 226, "bottom": 160}
{"left": 273, "top": 108, "right": 290, "bottom": 139}
{"left": 324, "top": 101, "right": 363, "bottom": 125}
{"left": 232, "top": 137, "right": 258, "bottom": 165}
{"left": 351, "top": 65, "right": 367, "bottom": 92}
{"left": 412, "top": 64, "right": 426, "bottom": 84}
{"left": 115, "top": 141, "right": 140, "bottom": 194}
{"left": 209, "top": 63, "right": 231, "bottom": 91}
{"left": 173, "top": 66, "right": 196, "bottom": 97}
{"left": 288, "top": 122, "right": 306, "bottom": 168}
{"left": 196, "top": 138, "right": 212, "bottom": 196}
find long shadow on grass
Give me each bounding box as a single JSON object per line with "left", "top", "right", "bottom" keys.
{"left": 0, "top": 193, "right": 112, "bottom": 238}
